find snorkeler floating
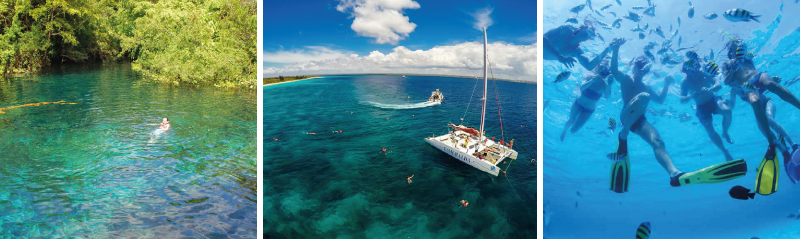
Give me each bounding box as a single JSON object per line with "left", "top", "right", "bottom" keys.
{"left": 543, "top": 20, "right": 613, "bottom": 70}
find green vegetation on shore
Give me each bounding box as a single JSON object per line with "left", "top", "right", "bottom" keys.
{"left": 0, "top": 0, "right": 256, "bottom": 88}
{"left": 263, "top": 75, "right": 319, "bottom": 85}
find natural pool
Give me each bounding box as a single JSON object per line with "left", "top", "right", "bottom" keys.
{"left": 0, "top": 64, "right": 256, "bottom": 238}
{"left": 264, "top": 75, "right": 536, "bottom": 238}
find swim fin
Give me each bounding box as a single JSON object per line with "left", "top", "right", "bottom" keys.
{"left": 755, "top": 144, "right": 779, "bottom": 195}
{"left": 608, "top": 153, "right": 630, "bottom": 193}
{"left": 670, "top": 159, "right": 747, "bottom": 187}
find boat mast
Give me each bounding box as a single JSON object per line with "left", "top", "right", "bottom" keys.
{"left": 479, "top": 27, "right": 488, "bottom": 141}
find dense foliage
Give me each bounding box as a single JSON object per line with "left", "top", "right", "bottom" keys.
{"left": 263, "top": 75, "right": 319, "bottom": 85}
{"left": 0, "top": 0, "right": 255, "bottom": 88}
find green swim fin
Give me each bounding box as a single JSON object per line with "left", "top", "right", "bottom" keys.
{"left": 670, "top": 159, "right": 747, "bottom": 187}
{"left": 755, "top": 144, "right": 779, "bottom": 195}
{"left": 609, "top": 153, "right": 630, "bottom": 193}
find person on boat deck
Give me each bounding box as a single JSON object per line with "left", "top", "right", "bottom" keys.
{"left": 543, "top": 20, "right": 612, "bottom": 70}
{"left": 160, "top": 118, "right": 171, "bottom": 131}
{"left": 678, "top": 58, "right": 734, "bottom": 161}
{"left": 560, "top": 56, "right": 619, "bottom": 142}
{"left": 607, "top": 38, "right": 685, "bottom": 180}
{"left": 722, "top": 38, "right": 800, "bottom": 159}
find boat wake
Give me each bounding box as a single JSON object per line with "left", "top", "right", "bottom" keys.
{"left": 365, "top": 101, "right": 440, "bottom": 109}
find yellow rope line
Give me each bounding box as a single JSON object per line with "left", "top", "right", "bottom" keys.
{"left": 0, "top": 100, "right": 77, "bottom": 114}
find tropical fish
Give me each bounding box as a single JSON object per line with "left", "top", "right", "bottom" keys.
{"left": 639, "top": 32, "right": 645, "bottom": 39}
{"left": 662, "top": 55, "right": 680, "bottom": 65}
{"left": 643, "top": 23, "right": 649, "bottom": 30}
{"left": 644, "top": 50, "right": 656, "bottom": 62}
{"left": 687, "top": 2, "right": 694, "bottom": 18}
{"left": 643, "top": 5, "right": 656, "bottom": 17}
{"left": 609, "top": 11, "right": 617, "bottom": 17}
{"left": 644, "top": 42, "right": 657, "bottom": 51}
{"left": 746, "top": 51, "right": 755, "bottom": 60}
{"left": 683, "top": 59, "right": 699, "bottom": 72}
{"left": 595, "top": 10, "right": 605, "bottom": 17}
{"left": 729, "top": 185, "right": 755, "bottom": 200}
{"left": 616, "top": 0, "right": 621, "bottom": 6}
{"left": 602, "top": 26, "right": 613, "bottom": 30}
{"left": 704, "top": 13, "right": 718, "bottom": 20}
{"left": 655, "top": 26, "right": 665, "bottom": 38}
{"left": 625, "top": 11, "right": 641, "bottom": 22}
{"left": 571, "top": 4, "right": 586, "bottom": 13}
{"left": 632, "top": 6, "right": 647, "bottom": 10}
{"left": 724, "top": 8, "right": 760, "bottom": 23}
{"left": 596, "top": 20, "right": 610, "bottom": 27}
{"left": 785, "top": 76, "right": 800, "bottom": 87}
{"left": 678, "top": 36, "right": 682, "bottom": 47}
{"left": 586, "top": 0, "right": 593, "bottom": 10}
{"left": 636, "top": 222, "right": 652, "bottom": 239}
{"left": 601, "top": 4, "right": 613, "bottom": 11}
{"left": 670, "top": 29, "right": 680, "bottom": 41}
{"left": 678, "top": 16, "right": 681, "bottom": 26}
{"left": 597, "top": 33, "right": 605, "bottom": 42}
{"left": 703, "top": 62, "right": 720, "bottom": 76}
{"left": 710, "top": 48, "right": 715, "bottom": 60}
{"left": 613, "top": 18, "right": 623, "bottom": 28}
{"left": 735, "top": 45, "right": 747, "bottom": 60}
{"left": 608, "top": 118, "right": 616, "bottom": 133}
{"left": 685, "top": 50, "right": 699, "bottom": 60}
{"left": 554, "top": 71, "right": 571, "bottom": 84}
{"left": 647, "top": 0, "right": 653, "bottom": 6}
{"left": 566, "top": 17, "right": 579, "bottom": 24}
{"left": 631, "top": 24, "right": 645, "bottom": 32}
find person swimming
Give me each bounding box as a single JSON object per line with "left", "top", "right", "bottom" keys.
{"left": 159, "top": 118, "right": 170, "bottom": 131}
{"left": 560, "top": 57, "right": 617, "bottom": 141}
{"left": 722, "top": 38, "right": 800, "bottom": 159}
{"left": 679, "top": 58, "right": 734, "bottom": 161}
{"left": 407, "top": 174, "right": 414, "bottom": 184}
{"left": 543, "top": 20, "right": 613, "bottom": 70}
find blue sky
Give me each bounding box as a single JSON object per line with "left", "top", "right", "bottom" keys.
{"left": 262, "top": 0, "right": 537, "bottom": 81}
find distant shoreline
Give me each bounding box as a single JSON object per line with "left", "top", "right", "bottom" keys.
{"left": 263, "top": 76, "right": 321, "bottom": 86}
{"left": 262, "top": 73, "right": 536, "bottom": 84}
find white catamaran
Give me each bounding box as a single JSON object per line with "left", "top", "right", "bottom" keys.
{"left": 424, "top": 28, "right": 518, "bottom": 176}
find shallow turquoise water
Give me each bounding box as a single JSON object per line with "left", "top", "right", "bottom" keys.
{"left": 0, "top": 64, "right": 256, "bottom": 238}
{"left": 264, "top": 75, "right": 536, "bottom": 238}
{"left": 545, "top": 1, "right": 800, "bottom": 238}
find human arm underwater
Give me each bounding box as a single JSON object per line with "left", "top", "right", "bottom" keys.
{"left": 679, "top": 79, "right": 692, "bottom": 104}
{"left": 577, "top": 46, "right": 611, "bottom": 71}
{"left": 604, "top": 76, "right": 614, "bottom": 99}
{"left": 609, "top": 38, "right": 631, "bottom": 87}
{"left": 544, "top": 35, "right": 576, "bottom": 68}
{"left": 652, "top": 75, "right": 674, "bottom": 104}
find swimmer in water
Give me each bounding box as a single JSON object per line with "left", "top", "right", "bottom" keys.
{"left": 459, "top": 200, "right": 469, "bottom": 207}
{"left": 544, "top": 20, "right": 613, "bottom": 70}
{"left": 407, "top": 174, "right": 414, "bottom": 184}
{"left": 560, "top": 56, "right": 618, "bottom": 141}
{"left": 159, "top": 118, "right": 170, "bottom": 131}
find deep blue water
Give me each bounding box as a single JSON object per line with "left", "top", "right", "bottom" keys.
{"left": 264, "top": 75, "right": 536, "bottom": 238}
{"left": 545, "top": 1, "right": 800, "bottom": 238}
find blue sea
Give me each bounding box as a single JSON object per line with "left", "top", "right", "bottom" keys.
{"left": 545, "top": 1, "right": 800, "bottom": 238}
{"left": 263, "top": 75, "right": 536, "bottom": 238}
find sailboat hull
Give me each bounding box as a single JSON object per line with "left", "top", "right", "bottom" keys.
{"left": 425, "top": 134, "right": 503, "bottom": 176}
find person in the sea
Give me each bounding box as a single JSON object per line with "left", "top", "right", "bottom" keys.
{"left": 605, "top": 38, "right": 748, "bottom": 191}
{"left": 607, "top": 38, "right": 679, "bottom": 178}
{"left": 407, "top": 174, "right": 414, "bottom": 184}
{"left": 678, "top": 58, "right": 735, "bottom": 161}
{"left": 159, "top": 118, "right": 170, "bottom": 131}
{"left": 560, "top": 56, "right": 619, "bottom": 141}
{"left": 543, "top": 20, "right": 612, "bottom": 70}
{"left": 722, "top": 39, "right": 800, "bottom": 158}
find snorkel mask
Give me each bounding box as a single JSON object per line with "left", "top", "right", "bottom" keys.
{"left": 576, "top": 21, "right": 597, "bottom": 40}
{"left": 631, "top": 56, "right": 651, "bottom": 78}
{"left": 596, "top": 58, "right": 611, "bottom": 77}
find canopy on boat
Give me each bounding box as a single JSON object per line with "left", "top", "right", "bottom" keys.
{"left": 448, "top": 123, "right": 480, "bottom": 138}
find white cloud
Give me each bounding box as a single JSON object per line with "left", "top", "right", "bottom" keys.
{"left": 262, "top": 46, "right": 352, "bottom": 64}
{"left": 336, "top": 0, "right": 420, "bottom": 45}
{"left": 471, "top": 7, "right": 494, "bottom": 31}
{"left": 263, "top": 42, "right": 537, "bottom": 82}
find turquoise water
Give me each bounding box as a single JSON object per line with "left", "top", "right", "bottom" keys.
{"left": 545, "top": 1, "right": 800, "bottom": 238}
{"left": 0, "top": 64, "right": 256, "bottom": 238}
{"left": 264, "top": 75, "right": 536, "bottom": 238}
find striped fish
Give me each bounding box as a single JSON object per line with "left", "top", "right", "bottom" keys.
{"left": 608, "top": 118, "right": 616, "bottom": 133}
{"left": 724, "top": 8, "right": 760, "bottom": 23}
{"left": 685, "top": 50, "right": 699, "bottom": 60}
{"left": 683, "top": 60, "right": 699, "bottom": 72}
{"left": 735, "top": 46, "right": 747, "bottom": 60}
{"left": 635, "top": 222, "right": 651, "bottom": 239}
{"left": 703, "top": 62, "right": 719, "bottom": 76}
{"left": 554, "top": 71, "right": 571, "bottom": 84}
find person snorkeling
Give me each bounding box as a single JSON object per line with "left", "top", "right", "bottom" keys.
{"left": 678, "top": 56, "right": 734, "bottom": 161}
{"left": 560, "top": 56, "right": 618, "bottom": 141}
{"left": 606, "top": 38, "right": 747, "bottom": 192}
{"left": 544, "top": 20, "right": 613, "bottom": 70}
